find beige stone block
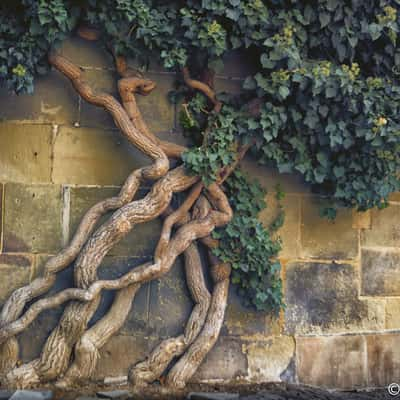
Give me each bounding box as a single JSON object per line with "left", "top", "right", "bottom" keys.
{"left": 367, "top": 334, "right": 400, "bottom": 387}
{"left": 0, "top": 123, "right": 52, "bottom": 184}
{"left": 59, "top": 37, "right": 113, "bottom": 69}
{"left": 386, "top": 299, "right": 400, "bottom": 330}
{"left": 0, "top": 71, "right": 78, "bottom": 124}
{"left": 224, "top": 285, "right": 280, "bottom": 336}
{"left": 0, "top": 254, "right": 32, "bottom": 305}
{"left": 240, "top": 157, "right": 311, "bottom": 194}
{"left": 362, "top": 205, "right": 400, "bottom": 247}
{"left": 243, "top": 336, "right": 295, "bottom": 382}
{"left": 52, "top": 126, "right": 148, "bottom": 186}
{"left": 285, "top": 262, "right": 385, "bottom": 335}
{"left": 94, "top": 334, "right": 159, "bottom": 379}
{"left": 192, "top": 336, "right": 248, "bottom": 382}
{"left": 3, "top": 183, "right": 63, "bottom": 253}
{"left": 389, "top": 191, "right": 400, "bottom": 202}
{"left": 215, "top": 77, "right": 242, "bottom": 94}
{"left": 297, "top": 335, "right": 367, "bottom": 389}
{"left": 259, "top": 194, "right": 301, "bottom": 259}
{"left": 301, "top": 197, "right": 358, "bottom": 260}
{"left": 352, "top": 209, "right": 371, "bottom": 230}
{"left": 0, "top": 183, "right": 3, "bottom": 252}
{"left": 361, "top": 249, "right": 400, "bottom": 296}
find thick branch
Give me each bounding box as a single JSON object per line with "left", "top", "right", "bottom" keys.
{"left": 55, "top": 281, "right": 142, "bottom": 388}
{"left": 182, "top": 67, "right": 221, "bottom": 112}
{"left": 0, "top": 168, "right": 142, "bottom": 375}
{"left": 114, "top": 55, "right": 186, "bottom": 158}
{"left": 166, "top": 248, "right": 231, "bottom": 388}
{"left": 48, "top": 53, "right": 169, "bottom": 179}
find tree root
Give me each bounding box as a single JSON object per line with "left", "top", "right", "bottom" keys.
{"left": 166, "top": 254, "right": 230, "bottom": 388}
{"left": 55, "top": 281, "right": 142, "bottom": 388}
{"left": 129, "top": 241, "right": 211, "bottom": 386}
{"left": 0, "top": 168, "right": 142, "bottom": 375}
{"left": 0, "top": 53, "right": 236, "bottom": 391}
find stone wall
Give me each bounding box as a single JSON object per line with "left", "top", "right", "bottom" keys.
{"left": 0, "top": 38, "right": 399, "bottom": 390}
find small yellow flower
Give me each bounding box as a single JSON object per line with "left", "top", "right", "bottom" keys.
{"left": 374, "top": 116, "right": 388, "bottom": 128}
{"left": 12, "top": 64, "right": 26, "bottom": 77}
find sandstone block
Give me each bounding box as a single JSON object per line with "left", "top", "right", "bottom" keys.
{"left": 52, "top": 126, "right": 148, "bottom": 186}
{"left": 259, "top": 194, "right": 301, "bottom": 259}
{"left": 148, "top": 257, "right": 193, "bottom": 338}
{"left": 243, "top": 336, "right": 295, "bottom": 382}
{"left": 361, "top": 249, "right": 400, "bottom": 296}
{"left": 386, "top": 299, "right": 400, "bottom": 330}
{"left": 361, "top": 205, "right": 400, "bottom": 247}
{"left": 0, "top": 254, "right": 32, "bottom": 306}
{"left": 224, "top": 285, "right": 280, "bottom": 336}
{"left": 296, "top": 335, "right": 367, "bottom": 389}
{"left": 301, "top": 197, "right": 358, "bottom": 260}
{"left": 192, "top": 336, "right": 247, "bottom": 382}
{"left": 366, "top": 334, "right": 400, "bottom": 387}
{"left": 285, "top": 262, "right": 384, "bottom": 334}
{"left": 3, "top": 183, "right": 63, "bottom": 253}
{"left": 0, "top": 123, "right": 52, "bottom": 184}
{"left": 0, "top": 72, "right": 77, "bottom": 124}
{"left": 94, "top": 334, "right": 159, "bottom": 379}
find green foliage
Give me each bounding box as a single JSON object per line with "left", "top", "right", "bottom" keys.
{"left": 212, "top": 170, "right": 284, "bottom": 312}
{"left": 2, "top": 0, "right": 400, "bottom": 312}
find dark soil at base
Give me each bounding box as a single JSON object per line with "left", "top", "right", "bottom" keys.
{"left": 49, "top": 382, "right": 391, "bottom": 400}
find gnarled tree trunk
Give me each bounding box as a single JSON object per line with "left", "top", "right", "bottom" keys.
{"left": 0, "top": 51, "right": 240, "bottom": 390}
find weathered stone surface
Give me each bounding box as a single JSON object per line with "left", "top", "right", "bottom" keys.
{"left": 297, "top": 335, "right": 367, "bottom": 389}
{"left": 301, "top": 197, "right": 358, "bottom": 260}
{"left": 148, "top": 257, "right": 193, "bottom": 338}
{"left": 243, "top": 336, "right": 295, "bottom": 382}
{"left": 386, "top": 299, "right": 400, "bottom": 330}
{"left": 192, "top": 336, "right": 247, "bottom": 382}
{"left": 221, "top": 51, "right": 258, "bottom": 78}
{"left": 0, "top": 72, "right": 77, "bottom": 124}
{"left": 60, "top": 37, "right": 113, "bottom": 69}
{"left": 0, "top": 254, "right": 32, "bottom": 305}
{"left": 188, "top": 393, "right": 239, "bottom": 400}
{"left": 240, "top": 158, "right": 311, "bottom": 195}
{"left": 76, "top": 397, "right": 98, "bottom": 400}
{"left": 351, "top": 209, "right": 371, "bottom": 230}
{"left": 0, "top": 391, "right": 14, "bottom": 400}
{"left": 3, "top": 183, "right": 63, "bottom": 253}
{"left": 96, "top": 390, "right": 129, "bottom": 399}
{"left": 94, "top": 334, "right": 158, "bottom": 379}
{"left": 19, "top": 263, "right": 74, "bottom": 362}
{"left": 361, "top": 249, "right": 400, "bottom": 296}
{"left": 215, "top": 78, "right": 242, "bottom": 95}
{"left": 0, "top": 123, "right": 52, "bottom": 184}
{"left": 69, "top": 186, "right": 162, "bottom": 256}
{"left": 224, "top": 286, "right": 280, "bottom": 337}
{"left": 259, "top": 194, "right": 301, "bottom": 259}
{"left": 95, "top": 256, "right": 150, "bottom": 334}
{"left": 361, "top": 204, "right": 400, "bottom": 247}
{"left": 0, "top": 183, "right": 3, "bottom": 252}
{"left": 52, "top": 126, "right": 150, "bottom": 186}
{"left": 285, "top": 262, "right": 384, "bottom": 334}
{"left": 366, "top": 334, "right": 400, "bottom": 387}
{"left": 9, "top": 391, "right": 53, "bottom": 400}
{"left": 80, "top": 69, "right": 175, "bottom": 134}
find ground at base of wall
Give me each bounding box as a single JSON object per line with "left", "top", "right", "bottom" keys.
{"left": 1, "top": 383, "right": 389, "bottom": 400}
